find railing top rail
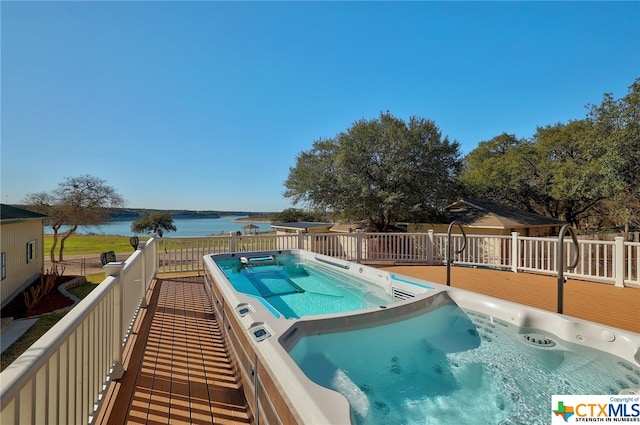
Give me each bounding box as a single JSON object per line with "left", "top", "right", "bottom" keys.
{"left": 122, "top": 249, "right": 144, "bottom": 273}
{"left": 517, "top": 235, "right": 613, "bottom": 243}
{"left": 156, "top": 232, "right": 636, "bottom": 240}
{"left": 433, "top": 232, "right": 511, "bottom": 238}
{"left": 159, "top": 234, "right": 238, "bottom": 240}
{"left": 517, "top": 235, "right": 562, "bottom": 241}
{"left": 574, "top": 238, "right": 616, "bottom": 246}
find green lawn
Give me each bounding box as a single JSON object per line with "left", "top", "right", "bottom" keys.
{"left": 44, "top": 234, "right": 146, "bottom": 255}
{"left": 1, "top": 312, "right": 66, "bottom": 372}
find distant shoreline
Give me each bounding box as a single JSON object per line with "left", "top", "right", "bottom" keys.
{"left": 105, "top": 213, "right": 275, "bottom": 223}
{"left": 103, "top": 207, "right": 277, "bottom": 221}
{"left": 45, "top": 215, "right": 274, "bottom": 237}
{"left": 233, "top": 214, "right": 276, "bottom": 223}
{"left": 233, "top": 217, "right": 273, "bottom": 223}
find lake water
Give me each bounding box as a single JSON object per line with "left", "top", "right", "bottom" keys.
{"left": 45, "top": 216, "right": 273, "bottom": 237}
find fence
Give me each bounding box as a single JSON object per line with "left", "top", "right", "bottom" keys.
{"left": 2, "top": 230, "right": 638, "bottom": 425}
{"left": 43, "top": 232, "right": 639, "bottom": 287}
{"left": 157, "top": 231, "right": 639, "bottom": 287}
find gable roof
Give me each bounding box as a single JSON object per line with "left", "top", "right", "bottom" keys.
{"left": 445, "top": 199, "right": 565, "bottom": 229}
{"left": 0, "top": 204, "right": 48, "bottom": 223}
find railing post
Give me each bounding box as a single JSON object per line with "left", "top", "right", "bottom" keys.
{"left": 148, "top": 234, "right": 161, "bottom": 274}
{"left": 355, "top": 230, "right": 363, "bottom": 263}
{"left": 137, "top": 242, "right": 148, "bottom": 308}
{"left": 229, "top": 232, "right": 237, "bottom": 252}
{"left": 427, "top": 230, "right": 434, "bottom": 265}
{"left": 147, "top": 236, "right": 158, "bottom": 277}
{"left": 103, "top": 261, "right": 125, "bottom": 380}
{"left": 614, "top": 236, "right": 625, "bottom": 288}
{"left": 511, "top": 232, "right": 520, "bottom": 273}
{"left": 297, "top": 230, "right": 305, "bottom": 250}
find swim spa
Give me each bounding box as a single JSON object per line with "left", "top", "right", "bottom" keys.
{"left": 212, "top": 252, "right": 426, "bottom": 319}
{"left": 203, "top": 250, "right": 640, "bottom": 425}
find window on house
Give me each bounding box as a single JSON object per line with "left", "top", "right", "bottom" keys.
{"left": 26, "top": 240, "right": 38, "bottom": 263}
{"left": 1, "top": 252, "right": 6, "bottom": 280}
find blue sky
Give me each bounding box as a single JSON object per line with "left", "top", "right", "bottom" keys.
{"left": 2, "top": 2, "right": 638, "bottom": 212}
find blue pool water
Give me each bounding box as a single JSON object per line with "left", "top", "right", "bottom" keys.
{"left": 289, "top": 303, "right": 640, "bottom": 425}
{"left": 216, "top": 257, "right": 395, "bottom": 318}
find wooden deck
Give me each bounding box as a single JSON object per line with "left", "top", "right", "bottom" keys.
{"left": 96, "top": 276, "right": 251, "bottom": 425}
{"left": 95, "top": 267, "right": 639, "bottom": 425}
{"left": 382, "top": 265, "right": 640, "bottom": 333}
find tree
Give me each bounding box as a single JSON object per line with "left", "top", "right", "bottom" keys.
{"left": 23, "top": 175, "right": 125, "bottom": 262}
{"left": 462, "top": 123, "right": 614, "bottom": 228}
{"left": 586, "top": 79, "right": 640, "bottom": 233}
{"left": 131, "top": 212, "right": 177, "bottom": 236}
{"left": 272, "top": 208, "right": 330, "bottom": 223}
{"left": 459, "top": 133, "right": 540, "bottom": 212}
{"left": 531, "top": 120, "right": 612, "bottom": 227}
{"left": 284, "top": 112, "right": 463, "bottom": 231}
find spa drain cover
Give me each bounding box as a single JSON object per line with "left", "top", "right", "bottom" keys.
{"left": 522, "top": 333, "right": 556, "bottom": 347}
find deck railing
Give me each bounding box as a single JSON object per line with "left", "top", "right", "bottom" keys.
{"left": 157, "top": 231, "right": 639, "bottom": 287}
{"left": 1, "top": 230, "right": 638, "bottom": 425}
{"left": 0, "top": 238, "right": 157, "bottom": 425}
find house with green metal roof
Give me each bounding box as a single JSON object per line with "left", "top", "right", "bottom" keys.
{"left": 0, "top": 204, "right": 48, "bottom": 308}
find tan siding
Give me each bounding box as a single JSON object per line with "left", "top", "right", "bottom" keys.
{"left": 1, "top": 220, "right": 44, "bottom": 307}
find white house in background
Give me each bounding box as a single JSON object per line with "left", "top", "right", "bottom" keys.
{"left": 1, "top": 204, "right": 48, "bottom": 308}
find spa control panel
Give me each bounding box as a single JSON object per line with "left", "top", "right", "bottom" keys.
{"left": 249, "top": 324, "right": 272, "bottom": 342}
{"left": 235, "top": 303, "right": 254, "bottom": 317}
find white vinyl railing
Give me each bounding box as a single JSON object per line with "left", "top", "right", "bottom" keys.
{"left": 0, "top": 238, "right": 157, "bottom": 425}
{"left": 624, "top": 241, "right": 640, "bottom": 287}
{"left": 158, "top": 231, "right": 638, "bottom": 287}
{"left": 2, "top": 230, "right": 638, "bottom": 425}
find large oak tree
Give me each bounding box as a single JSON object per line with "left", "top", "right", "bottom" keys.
{"left": 284, "top": 112, "right": 463, "bottom": 231}
{"left": 586, "top": 79, "right": 640, "bottom": 233}
{"left": 461, "top": 79, "right": 639, "bottom": 231}
{"left": 459, "top": 133, "right": 539, "bottom": 212}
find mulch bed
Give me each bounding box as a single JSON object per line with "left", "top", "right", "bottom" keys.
{"left": 1, "top": 276, "right": 76, "bottom": 319}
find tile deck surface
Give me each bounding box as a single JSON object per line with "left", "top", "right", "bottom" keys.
{"left": 96, "top": 266, "right": 639, "bottom": 424}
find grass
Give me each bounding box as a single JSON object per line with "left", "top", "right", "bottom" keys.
{"left": 44, "top": 232, "right": 276, "bottom": 257}
{"left": 68, "top": 283, "right": 97, "bottom": 299}
{"left": 44, "top": 234, "right": 146, "bottom": 256}
{"left": 1, "top": 313, "right": 66, "bottom": 372}
{"left": 66, "top": 272, "right": 104, "bottom": 298}
{"left": 85, "top": 272, "right": 107, "bottom": 283}
{"left": 1, "top": 271, "right": 106, "bottom": 372}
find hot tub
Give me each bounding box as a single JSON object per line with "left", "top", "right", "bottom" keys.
{"left": 203, "top": 250, "right": 640, "bottom": 424}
